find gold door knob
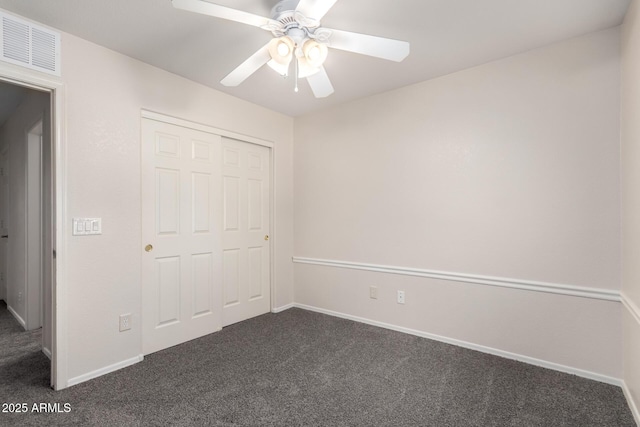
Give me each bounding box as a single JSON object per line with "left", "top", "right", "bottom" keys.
{"left": 264, "top": 235, "right": 269, "bottom": 241}
{"left": 145, "top": 244, "right": 153, "bottom": 252}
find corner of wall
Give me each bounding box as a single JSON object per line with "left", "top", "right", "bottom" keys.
{"left": 621, "top": 0, "right": 640, "bottom": 420}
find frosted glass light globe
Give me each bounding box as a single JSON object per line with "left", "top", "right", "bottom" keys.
{"left": 277, "top": 42, "right": 290, "bottom": 57}
{"left": 308, "top": 46, "right": 320, "bottom": 61}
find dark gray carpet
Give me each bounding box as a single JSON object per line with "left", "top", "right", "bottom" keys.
{"left": 0, "top": 301, "right": 635, "bottom": 426}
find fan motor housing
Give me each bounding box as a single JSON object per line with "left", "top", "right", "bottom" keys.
{"left": 271, "top": 0, "right": 300, "bottom": 20}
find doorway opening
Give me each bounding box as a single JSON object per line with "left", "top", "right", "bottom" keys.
{"left": 0, "top": 78, "right": 54, "bottom": 388}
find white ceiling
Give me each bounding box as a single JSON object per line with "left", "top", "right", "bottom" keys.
{"left": 0, "top": 0, "right": 631, "bottom": 117}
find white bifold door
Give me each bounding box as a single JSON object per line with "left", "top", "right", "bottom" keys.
{"left": 141, "top": 118, "right": 271, "bottom": 355}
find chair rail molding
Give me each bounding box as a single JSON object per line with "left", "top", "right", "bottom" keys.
{"left": 292, "top": 257, "right": 621, "bottom": 302}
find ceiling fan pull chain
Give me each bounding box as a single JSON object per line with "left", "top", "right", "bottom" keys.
{"left": 294, "top": 57, "right": 299, "bottom": 93}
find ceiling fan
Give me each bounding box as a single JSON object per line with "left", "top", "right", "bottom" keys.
{"left": 171, "top": 0, "right": 410, "bottom": 98}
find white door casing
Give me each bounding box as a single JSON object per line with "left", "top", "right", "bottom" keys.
{"left": 221, "top": 137, "right": 271, "bottom": 327}
{"left": 0, "top": 68, "right": 64, "bottom": 390}
{"left": 142, "top": 119, "right": 223, "bottom": 355}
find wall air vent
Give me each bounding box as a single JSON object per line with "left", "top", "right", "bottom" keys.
{"left": 0, "top": 11, "right": 60, "bottom": 76}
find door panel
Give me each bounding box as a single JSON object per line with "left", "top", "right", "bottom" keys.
{"left": 223, "top": 249, "right": 240, "bottom": 306}
{"left": 223, "top": 176, "right": 240, "bottom": 231}
{"left": 221, "top": 137, "right": 271, "bottom": 327}
{"left": 248, "top": 179, "right": 263, "bottom": 230}
{"left": 157, "top": 256, "right": 180, "bottom": 326}
{"left": 156, "top": 169, "right": 180, "bottom": 235}
{"left": 192, "top": 252, "right": 213, "bottom": 317}
{"left": 142, "top": 119, "right": 222, "bottom": 355}
{"left": 248, "top": 247, "right": 263, "bottom": 299}
{"left": 192, "top": 174, "right": 211, "bottom": 233}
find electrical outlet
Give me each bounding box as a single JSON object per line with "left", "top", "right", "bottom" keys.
{"left": 397, "top": 290, "right": 405, "bottom": 304}
{"left": 119, "top": 314, "right": 132, "bottom": 332}
{"left": 369, "top": 286, "right": 378, "bottom": 299}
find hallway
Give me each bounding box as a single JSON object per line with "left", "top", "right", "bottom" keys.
{"left": 0, "top": 301, "right": 50, "bottom": 396}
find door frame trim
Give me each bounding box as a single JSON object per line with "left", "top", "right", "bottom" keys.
{"left": 141, "top": 110, "right": 274, "bottom": 148}
{"left": 140, "top": 109, "right": 278, "bottom": 317}
{"left": 0, "top": 63, "right": 68, "bottom": 390}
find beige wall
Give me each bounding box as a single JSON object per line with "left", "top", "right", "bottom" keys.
{"left": 621, "top": 0, "right": 640, "bottom": 421}
{"left": 294, "top": 28, "right": 622, "bottom": 378}
{"left": 49, "top": 33, "right": 293, "bottom": 382}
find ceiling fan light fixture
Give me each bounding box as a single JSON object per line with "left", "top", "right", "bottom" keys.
{"left": 172, "top": 0, "right": 410, "bottom": 98}
{"left": 278, "top": 43, "right": 289, "bottom": 57}
{"left": 268, "top": 36, "right": 294, "bottom": 66}
{"left": 302, "top": 39, "right": 328, "bottom": 68}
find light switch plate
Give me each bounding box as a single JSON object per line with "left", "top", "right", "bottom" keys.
{"left": 73, "top": 218, "right": 102, "bottom": 236}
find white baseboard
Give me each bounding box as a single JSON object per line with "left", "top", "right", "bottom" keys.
{"left": 622, "top": 381, "right": 640, "bottom": 426}
{"left": 291, "top": 303, "right": 622, "bottom": 386}
{"left": 7, "top": 304, "right": 26, "bottom": 330}
{"left": 272, "top": 303, "right": 295, "bottom": 314}
{"left": 67, "top": 354, "right": 143, "bottom": 387}
{"left": 42, "top": 347, "right": 51, "bottom": 360}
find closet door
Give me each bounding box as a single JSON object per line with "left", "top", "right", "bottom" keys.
{"left": 221, "top": 137, "right": 271, "bottom": 327}
{"left": 141, "top": 118, "right": 222, "bottom": 355}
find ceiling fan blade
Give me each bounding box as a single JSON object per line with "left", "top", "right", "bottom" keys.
{"left": 306, "top": 66, "right": 334, "bottom": 98}
{"left": 221, "top": 43, "right": 271, "bottom": 87}
{"left": 295, "top": 0, "right": 338, "bottom": 21}
{"left": 172, "top": 0, "right": 278, "bottom": 29}
{"left": 327, "top": 29, "right": 410, "bottom": 62}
